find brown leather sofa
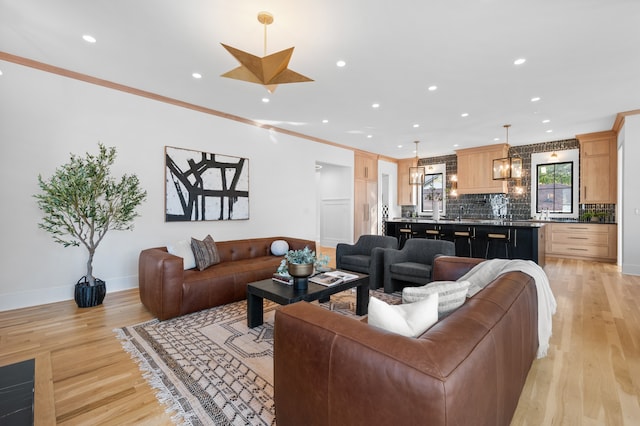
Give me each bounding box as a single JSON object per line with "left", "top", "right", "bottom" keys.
{"left": 274, "top": 256, "right": 538, "bottom": 426}
{"left": 139, "top": 236, "right": 315, "bottom": 320}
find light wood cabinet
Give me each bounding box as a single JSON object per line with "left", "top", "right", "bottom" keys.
{"left": 397, "top": 157, "right": 417, "bottom": 205}
{"left": 355, "top": 152, "right": 377, "bottom": 180}
{"left": 577, "top": 131, "right": 617, "bottom": 204}
{"left": 354, "top": 152, "right": 378, "bottom": 240}
{"left": 545, "top": 222, "right": 617, "bottom": 262}
{"left": 456, "top": 144, "right": 509, "bottom": 194}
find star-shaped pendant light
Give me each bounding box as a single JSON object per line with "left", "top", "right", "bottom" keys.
{"left": 221, "top": 12, "right": 313, "bottom": 93}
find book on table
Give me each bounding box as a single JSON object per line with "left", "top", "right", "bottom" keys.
{"left": 309, "top": 270, "right": 359, "bottom": 286}
{"left": 272, "top": 273, "right": 293, "bottom": 285}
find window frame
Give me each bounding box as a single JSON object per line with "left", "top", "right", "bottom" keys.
{"left": 535, "top": 161, "right": 574, "bottom": 214}
{"left": 530, "top": 149, "right": 580, "bottom": 219}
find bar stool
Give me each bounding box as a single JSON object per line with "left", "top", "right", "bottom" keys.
{"left": 398, "top": 227, "right": 412, "bottom": 249}
{"left": 425, "top": 228, "right": 440, "bottom": 240}
{"left": 485, "top": 229, "right": 511, "bottom": 259}
{"left": 454, "top": 227, "right": 474, "bottom": 257}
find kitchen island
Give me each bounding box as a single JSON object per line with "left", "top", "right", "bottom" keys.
{"left": 385, "top": 218, "right": 546, "bottom": 266}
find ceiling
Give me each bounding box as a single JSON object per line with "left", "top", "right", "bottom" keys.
{"left": 1, "top": 0, "right": 639, "bottom": 159}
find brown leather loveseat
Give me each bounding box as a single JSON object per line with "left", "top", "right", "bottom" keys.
{"left": 139, "top": 236, "right": 315, "bottom": 320}
{"left": 274, "top": 256, "right": 538, "bottom": 426}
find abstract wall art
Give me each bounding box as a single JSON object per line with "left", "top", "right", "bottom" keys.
{"left": 165, "top": 146, "right": 249, "bottom": 221}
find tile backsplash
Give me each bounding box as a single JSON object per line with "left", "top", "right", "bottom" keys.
{"left": 403, "top": 138, "right": 617, "bottom": 222}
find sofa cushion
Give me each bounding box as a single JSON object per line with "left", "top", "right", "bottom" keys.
{"left": 166, "top": 239, "right": 196, "bottom": 270}
{"left": 368, "top": 294, "right": 438, "bottom": 338}
{"left": 390, "top": 261, "right": 432, "bottom": 277}
{"left": 340, "top": 254, "right": 370, "bottom": 272}
{"left": 191, "top": 235, "right": 221, "bottom": 271}
{"left": 402, "top": 280, "right": 470, "bottom": 318}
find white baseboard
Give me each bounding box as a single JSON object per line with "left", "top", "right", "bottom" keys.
{"left": 0, "top": 275, "right": 138, "bottom": 312}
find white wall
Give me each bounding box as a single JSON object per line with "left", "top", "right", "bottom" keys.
{"left": 379, "top": 159, "right": 399, "bottom": 219}
{"left": 0, "top": 61, "right": 354, "bottom": 310}
{"left": 316, "top": 162, "right": 353, "bottom": 247}
{"left": 619, "top": 115, "right": 640, "bottom": 275}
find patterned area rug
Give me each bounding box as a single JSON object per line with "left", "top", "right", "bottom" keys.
{"left": 115, "top": 289, "right": 400, "bottom": 425}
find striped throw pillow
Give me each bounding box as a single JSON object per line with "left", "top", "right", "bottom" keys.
{"left": 402, "top": 280, "right": 470, "bottom": 318}
{"left": 191, "top": 235, "right": 221, "bottom": 271}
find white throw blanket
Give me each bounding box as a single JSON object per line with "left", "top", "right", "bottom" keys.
{"left": 458, "top": 259, "right": 557, "bottom": 359}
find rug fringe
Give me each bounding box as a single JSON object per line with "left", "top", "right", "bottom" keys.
{"left": 113, "top": 328, "right": 198, "bottom": 426}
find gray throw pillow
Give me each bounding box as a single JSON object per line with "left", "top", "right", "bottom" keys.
{"left": 191, "top": 235, "right": 221, "bottom": 271}
{"left": 402, "top": 280, "right": 470, "bottom": 318}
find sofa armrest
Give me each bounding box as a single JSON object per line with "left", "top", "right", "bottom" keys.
{"left": 138, "top": 247, "right": 185, "bottom": 320}
{"left": 274, "top": 302, "right": 448, "bottom": 426}
{"left": 335, "top": 243, "right": 359, "bottom": 269}
{"left": 368, "top": 247, "right": 387, "bottom": 289}
{"left": 381, "top": 247, "right": 411, "bottom": 292}
{"left": 431, "top": 255, "right": 484, "bottom": 282}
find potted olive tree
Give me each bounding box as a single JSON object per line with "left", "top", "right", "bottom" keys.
{"left": 35, "top": 143, "right": 147, "bottom": 307}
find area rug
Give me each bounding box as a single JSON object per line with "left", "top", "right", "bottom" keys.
{"left": 115, "top": 289, "right": 400, "bottom": 426}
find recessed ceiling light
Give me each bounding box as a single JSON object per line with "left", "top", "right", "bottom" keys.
{"left": 514, "top": 58, "right": 526, "bottom": 65}
{"left": 82, "top": 34, "right": 96, "bottom": 43}
{"left": 546, "top": 129, "right": 553, "bottom": 133}
{"left": 461, "top": 113, "right": 469, "bottom": 117}
{"left": 494, "top": 137, "right": 500, "bottom": 141}
{"left": 0, "top": 70, "right": 3, "bottom": 76}
{"left": 542, "top": 119, "right": 550, "bottom": 123}
{"left": 262, "top": 97, "right": 270, "bottom": 103}
{"left": 397, "top": 145, "right": 403, "bottom": 149}
{"left": 428, "top": 85, "right": 438, "bottom": 91}
{"left": 453, "top": 144, "right": 459, "bottom": 148}
{"left": 413, "top": 124, "right": 420, "bottom": 128}
{"left": 372, "top": 103, "right": 380, "bottom": 108}
{"left": 322, "top": 119, "right": 329, "bottom": 124}
{"left": 367, "top": 135, "right": 373, "bottom": 139}
{"left": 336, "top": 60, "right": 346, "bottom": 67}
{"left": 531, "top": 97, "right": 541, "bottom": 102}
{"left": 192, "top": 72, "right": 202, "bottom": 79}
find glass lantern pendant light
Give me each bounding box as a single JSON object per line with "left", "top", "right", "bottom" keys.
{"left": 492, "top": 124, "right": 523, "bottom": 180}
{"left": 409, "top": 141, "right": 425, "bottom": 185}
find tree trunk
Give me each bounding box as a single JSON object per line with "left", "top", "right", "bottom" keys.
{"left": 86, "top": 249, "right": 95, "bottom": 286}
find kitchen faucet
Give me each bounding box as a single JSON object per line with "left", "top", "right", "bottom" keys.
{"left": 457, "top": 205, "right": 464, "bottom": 221}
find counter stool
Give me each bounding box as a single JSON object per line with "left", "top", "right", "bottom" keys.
{"left": 425, "top": 229, "right": 440, "bottom": 240}
{"left": 454, "top": 229, "right": 474, "bottom": 257}
{"left": 485, "top": 230, "right": 511, "bottom": 259}
{"left": 398, "top": 228, "right": 412, "bottom": 249}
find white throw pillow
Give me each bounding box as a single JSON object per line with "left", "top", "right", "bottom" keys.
{"left": 271, "top": 240, "right": 289, "bottom": 256}
{"left": 368, "top": 294, "right": 438, "bottom": 338}
{"left": 402, "top": 280, "right": 470, "bottom": 318}
{"left": 166, "top": 239, "right": 197, "bottom": 270}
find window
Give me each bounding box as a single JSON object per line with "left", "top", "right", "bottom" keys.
{"left": 422, "top": 172, "right": 444, "bottom": 213}
{"left": 536, "top": 162, "right": 573, "bottom": 213}
{"left": 530, "top": 150, "right": 579, "bottom": 219}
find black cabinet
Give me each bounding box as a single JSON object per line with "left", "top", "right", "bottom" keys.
{"left": 385, "top": 221, "right": 545, "bottom": 265}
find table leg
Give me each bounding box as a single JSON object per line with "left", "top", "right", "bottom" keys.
{"left": 355, "top": 282, "right": 369, "bottom": 316}
{"left": 247, "top": 292, "right": 264, "bottom": 327}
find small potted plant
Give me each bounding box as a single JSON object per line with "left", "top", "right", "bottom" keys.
{"left": 277, "top": 247, "right": 329, "bottom": 290}
{"left": 35, "top": 144, "right": 147, "bottom": 307}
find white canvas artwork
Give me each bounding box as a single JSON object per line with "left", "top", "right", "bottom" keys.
{"left": 165, "top": 146, "right": 249, "bottom": 221}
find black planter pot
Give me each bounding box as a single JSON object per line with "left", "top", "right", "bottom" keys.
{"left": 74, "top": 277, "right": 106, "bottom": 308}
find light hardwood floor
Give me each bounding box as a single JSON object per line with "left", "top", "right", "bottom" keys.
{"left": 1, "top": 255, "right": 639, "bottom": 425}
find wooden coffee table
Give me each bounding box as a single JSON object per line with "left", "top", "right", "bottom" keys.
{"left": 246, "top": 271, "right": 369, "bottom": 327}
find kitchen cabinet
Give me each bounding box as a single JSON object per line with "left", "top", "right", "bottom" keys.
{"left": 354, "top": 152, "right": 378, "bottom": 240}
{"left": 355, "top": 152, "right": 377, "bottom": 180}
{"left": 545, "top": 222, "right": 616, "bottom": 262}
{"left": 385, "top": 220, "right": 545, "bottom": 265}
{"left": 397, "top": 157, "right": 418, "bottom": 205}
{"left": 577, "top": 131, "right": 617, "bottom": 204}
{"left": 456, "top": 144, "right": 509, "bottom": 194}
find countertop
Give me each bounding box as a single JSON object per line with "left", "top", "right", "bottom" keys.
{"left": 386, "top": 218, "right": 617, "bottom": 227}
